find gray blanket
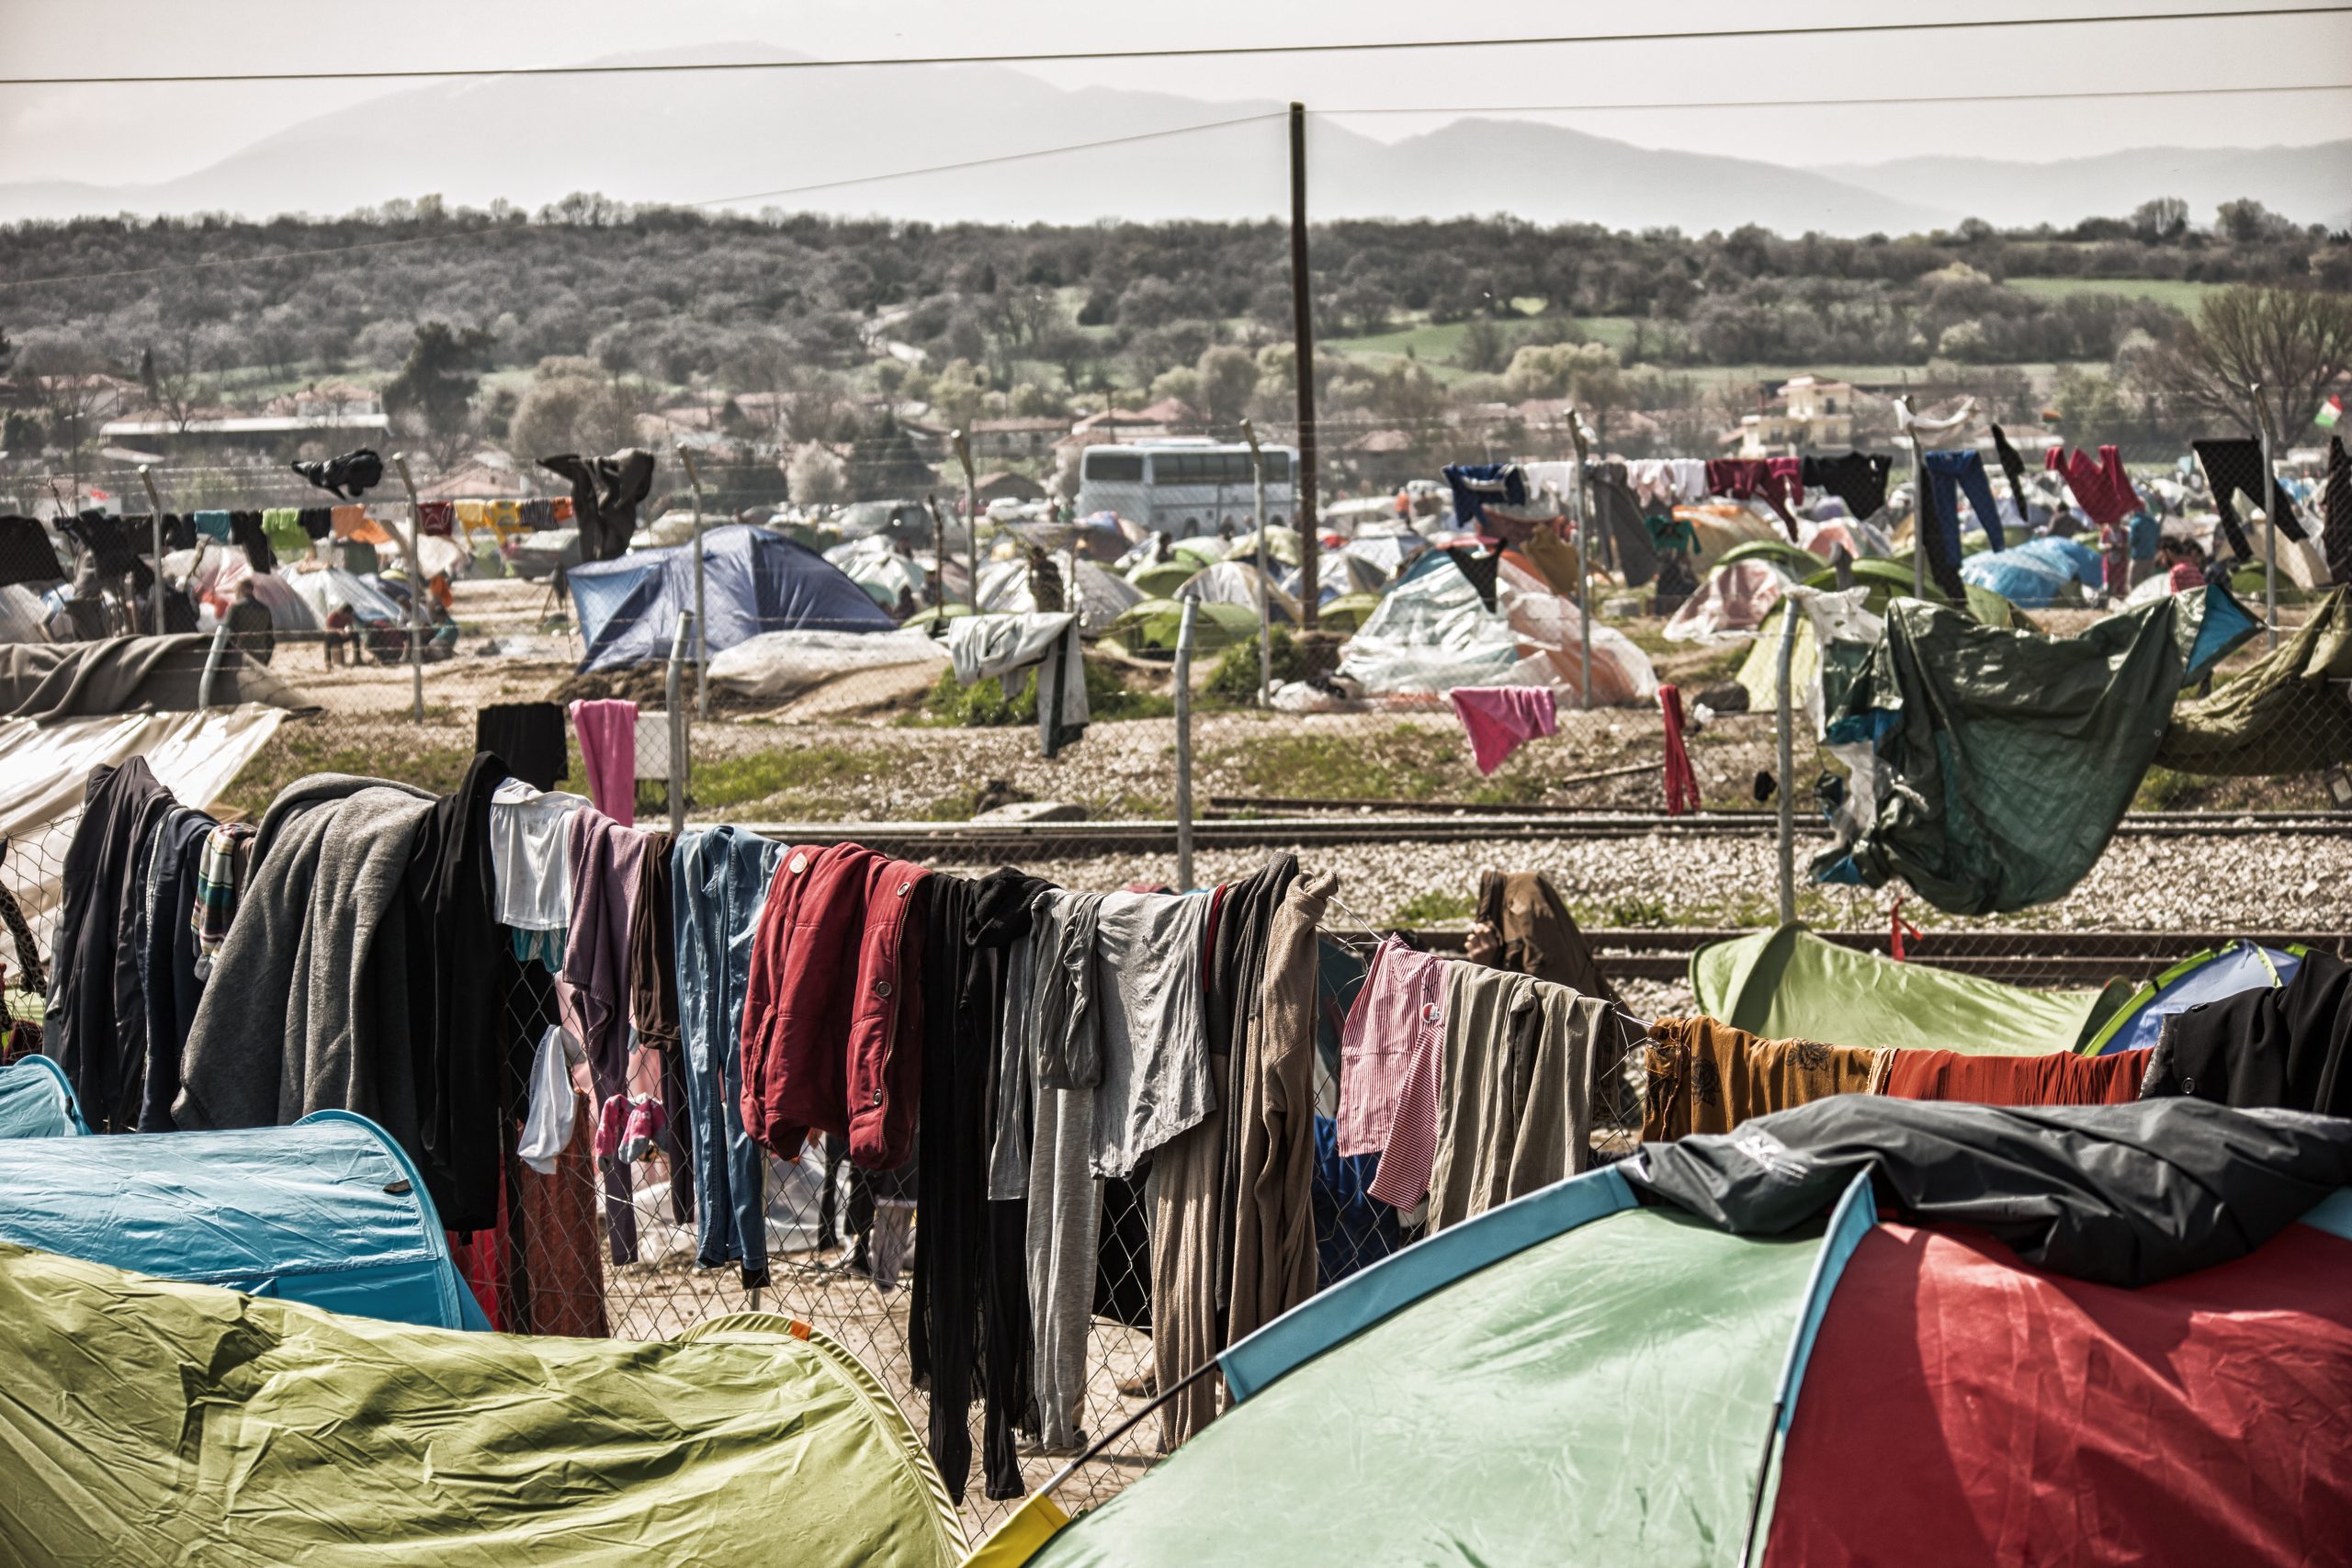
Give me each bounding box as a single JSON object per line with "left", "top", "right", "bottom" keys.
{"left": 174, "top": 774, "right": 435, "bottom": 1142}
{"left": 1, "top": 634, "right": 318, "bottom": 722}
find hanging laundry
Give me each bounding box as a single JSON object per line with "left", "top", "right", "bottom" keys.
{"left": 415, "top": 501, "right": 455, "bottom": 538}
{"left": 2044, "top": 444, "right": 2141, "bottom": 528}
{"left": 187, "top": 819, "right": 254, "bottom": 981}
{"left": 288, "top": 447, "right": 383, "bottom": 501}
{"left": 560, "top": 807, "right": 650, "bottom": 1264}
{"left": 1815, "top": 587, "right": 2257, "bottom": 914}
{"left": 192, "top": 509, "right": 232, "bottom": 543}
{"left": 519, "top": 496, "right": 555, "bottom": 531}
{"left": 1704, "top": 458, "right": 1803, "bottom": 538}
{"left": 1588, "top": 462, "right": 1663, "bottom": 588}
{"left": 1625, "top": 457, "right": 1710, "bottom": 511}
{"left": 0, "top": 515, "right": 62, "bottom": 587}
{"left": 2321, "top": 435, "right": 2352, "bottom": 585}
{"left": 1988, "top": 424, "right": 2033, "bottom": 523}
{"left": 1658, "top": 682, "right": 1699, "bottom": 815}
{"left": 1337, "top": 935, "right": 1447, "bottom": 1162}
{"left": 519, "top": 1025, "right": 582, "bottom": 1176}
{"left": 260, "top": 506, "right": 310, "bottom": 561}
{"left": 490, "top": 777, "right": 590, "bottom": 931}
{"left": 453, "top": 499, "right": 489, "bottom": 536}
{"left": 1426, "top": 964, "right": 1621, "bottom": 1232}
{"left": 539, "top": 449, "right": 656, "bottom": 564}
{"left": 57, "top": 512, "right": 155, "bottom": 592}
{"left": 1878, "top": 1046, "right": 2146, "bottom": 1105}
{"left": 1446, "top": 684, "right": 1555, "bottom": 774}
{"left": 228, "top": 511, "right": 276, "bottom": 574}
{"left": 296, "top": 506, "right": 334, "bottom": 541}
{"left": 1799, "top": 451, "right": 1893, "bottom": 522}
{"left": 1918, "top": 448, "right": 2005, "bottom": 599}
{"left": 1893, "top": 394, "right": 1979, "bottom": 450}
{"left": 1642, "top": 1015, "right": 1889, "bottom": 1142}
{"left": 946, "top": 612, "right": 1089, "bottom": 758}
{"left": 2143, "top": 946, "right": 2352, "bottom": 1117}
{"left": 476, "top": 701, "right": 568, "bottom": 791}
{"left": 673, "top": 826, "right": 784, "bottom": 1287}
{"left": 133, "top": 806, "right": 215, "bottom": 1133}
{"left": 570, "top": 698, "right": 638, "bottom": 825}
{"left": 1441, "top": 462, "right": 1528, "bottom": 529}
{"left": 1312, "top": 1114, "right": 1400, "bottom": 1289}
{"left": 2194, "top": 437, "right": 2310, "bottom": 559}
{"left": 47, "top": 758, "right": 176, "bottom": 1132}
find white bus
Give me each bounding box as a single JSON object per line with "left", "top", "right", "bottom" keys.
{"left": 1077, "top": 440, "right": 1298, "bottom": 539}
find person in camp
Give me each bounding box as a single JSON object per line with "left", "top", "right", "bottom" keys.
{"left": 224, "top": 580, "right": 276, "bottom": 665}
{"left": 322, "top": 603, "right": 357, "bottom": 668}
{"left": 2157, "top": 536, "right": 2208, "bottom": 594}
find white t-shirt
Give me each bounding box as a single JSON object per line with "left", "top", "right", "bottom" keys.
{"left": 491, "top": 777, "right": 589, "bottom": 931}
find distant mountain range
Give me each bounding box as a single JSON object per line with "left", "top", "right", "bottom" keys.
{"left": 4, "top": 47, "right": 2344, "bottom": 236}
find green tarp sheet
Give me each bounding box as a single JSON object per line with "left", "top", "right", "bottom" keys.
{"left": 1692, "top": 924, "right": 2124, "bottom": 1057}
{"left": 1026, "top": 1206, "right": 1819, "bottom": 1567}
{"left": 1815, "top": 583, "right": 2257, "bottom": 915}
{"left": 0, "top": 1244, "right": 964, "bottom": 1568}
{"left": 2156, "top": 587, "right": 2352, "bottom": 777}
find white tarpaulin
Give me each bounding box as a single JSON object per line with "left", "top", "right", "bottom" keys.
{"left": 1, "top": 705, "right": 290, "bottom": 953}
{"left": 975, "top": 558, "right": 1143, "bottom": 634}
{"left": 1664, "top": 559, "right": 1792, "bottom": 644}
{"left": 707, "top": 628, "right": 950, "bottom": 702}
{"left": 1338, "top": 556, "right": 1657, "bottom": 706}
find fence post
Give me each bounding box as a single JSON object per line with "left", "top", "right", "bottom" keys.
{"left": 390, "top": 453, "right": 428, "bottom": 723}
{"left": 1906, "top": 433, "right": 1928, "bottom": 602}
{"left": 2251, "top": 381, "right": 2279, "bottom": 651}
{"left": 678, "top": 444, "right": 709, "bottom": 717}
{"left": 952, "top": 429, "right": 980, "bottom": 611}
{"left": 1567, "top": 411, "right": 1595, "bottom": 710}
{"left": 137, "top": 465, "right": 167, "bottom": 633}
{"left": 666, "top": 609, "right": 695, "bottom": 837}
{"left": 1774, "top": 589, "right": 1804, "bottom": 928}
{"left": 1242, "top": 417, "right": 1271, "bottom": 705}
{"left": 196, "top": 619, "right": 232, "bottom": 709}
{"left": 1173, "top": 597, "right": 1200, "bottom": 891}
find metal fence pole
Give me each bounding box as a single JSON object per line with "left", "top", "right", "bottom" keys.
{"left": 137, "top": 464, "right": 167, "bottom": 633}
{"left": 1567, "top": 410, "right": 1595, "bottom": 710}
{"left": 953, "top": 429, "right": 980, "bottom": 611}
{"left": 1906, "top": 434, "right": 1928, "bottom": 601}
{"left": 678, "top": 444, "right": 709, "bottom": 716}
{"left": 1775, "top": 590, "right": 1804, "bottom": 927}
{"left": 1172, "top": 597, "right": 1200, "bottom": 891}
{"left": 666, "top": 609, "right": 695, "bottom": 837}
{"left": 196, "top": 619, "right": 232, "bottom": 708}
{"left": 2251, "top": 381, "right": 2279, "bottom": 650}
{"left": 1243, "top": 418, "right": 1271, "bottom": 705}
{"left": 391, "top": 453, "right": 428, "bottom": 722}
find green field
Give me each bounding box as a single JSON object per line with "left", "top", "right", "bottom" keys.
{"left": 2005, "top": 276, "right": 2221, "bottom": 311}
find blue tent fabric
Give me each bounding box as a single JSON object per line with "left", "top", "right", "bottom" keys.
{"left": 0, "top": 1110, "right": 486, "bottom": 1329}
{"left": 2086, "top": 943, "right": 2303, "bottom": 1056}
{"left": 1962, "top": 536, "right": 2106, "bottom": 609}
{"left": 570, "top": 523, "right": 896, "bottom": 672}
{"left": 0, "top": 1055, "right": 88, "bottom": 1139}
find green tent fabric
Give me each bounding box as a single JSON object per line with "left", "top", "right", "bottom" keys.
{"left": 1022, "top": 1178, "right": 1828, "bottom": 1568}
{"left": 1125, "top": 561, "right": 1196, "bottom": 598}
{"left": 1815, "top": 583, "right": 2258, "bottom": 915}
{"left": 1104, "top": 597, "right": 1260, "bottom": 655}
{"left": 1691, "top": 924, "right": 2127, "bottom": 1056}
{"left": 1316, "top": 591, "right": 1384, "bottom": 634}
{"left": 1717, "top": 538, "right": 1822, "bottom": 577}
{"left": 0, "top": 1244, "right": 965, "bottom": 1568}
{"left": 2156, "top": 587, "right": 2352, "bottom": 777}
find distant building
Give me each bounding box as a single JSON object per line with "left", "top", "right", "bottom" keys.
{"left": 1737, "top": 376, "right": 1854, "bottom": 457}
{"left": 967, "top": 416, "right": 1069, "bottom": 460}
{"left": 97, "top": 412, "right": 393, "bottom": 452}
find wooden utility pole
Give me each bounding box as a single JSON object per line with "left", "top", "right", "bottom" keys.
{"left": 1287, "top": 101, "right": 1319, "bottom": 629}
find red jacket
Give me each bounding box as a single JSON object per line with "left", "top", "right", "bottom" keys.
{"left": 738, "top": 842, "right": 930, "bottom": 1168}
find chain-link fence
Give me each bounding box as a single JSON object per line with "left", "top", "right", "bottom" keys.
{"left": 5, "top": 424, "right": 2348, "bottom": 1534}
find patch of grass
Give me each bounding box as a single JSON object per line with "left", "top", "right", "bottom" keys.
{"left": 912, "top": 657, "right": 1172, "bottom": 727}
{"left": 1394, "top": 887, "right": 1477, "bottom": 925}
{"left": 690, "top": 742, "right": 886, "bottom": 812}
{"left": 1209, "top": 725, "right": 1468, "bottom": 801}
{"left": 213, "top": 721, "right": 475, "bottom": 818}
{"left": 1202, "top": 627, "right": 1306, "bottom": 708}
{"left": 1601, "top": 894, "right": 1674, "bottom": 928}
{"left": 2006, "top": 276, "right": 2218, "bottom": 311}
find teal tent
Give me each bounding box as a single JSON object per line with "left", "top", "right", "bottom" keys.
{"left": 0, "top": 1055, "right": 87, "bottom": 1139}
{"left": 0, "top": 1110, "right": 486, "bottom": 1330}
{"left": 1692, "top": 925, "right": 2126, "bottom": 1057}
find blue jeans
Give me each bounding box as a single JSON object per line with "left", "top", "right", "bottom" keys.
{"left": 673, "top": 826, "right": 782, "bottom": 1286}
{"left": 1922, "top": 448, "right": 2004, "bottom": 599}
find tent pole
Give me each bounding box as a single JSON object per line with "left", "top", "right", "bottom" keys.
{"left": 678, "top": 443, "right": 708, "bottom": 716}
{"left": 1243, "top": 418, "right": 1271, "bottom": 706}
{"left": 953, "top": 428, "right": 979, "bottom": 611}
{"left": 1173, "top": 597, "right": 1200, "bottom": 891}
{"left": 138, "top": 465, "right": 167, "bottom": 633}
{"left": 2251, "top": 381, "right": 2278, "bottom": 651}
{"left": 1775, "top": 591, "right": 1803, "bottom": 927}
{"left": 391, "top": 454, "right": 427, "bottom": 723}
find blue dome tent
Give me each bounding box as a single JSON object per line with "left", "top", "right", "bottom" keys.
{"left": 569, "top": 523, "right": 896, "bottom": 672}
{"left": 0, "top": 1110, "right": 488, "bottom": 1330}
{"left": 0, "top": 1055, "right": 88, "bottom": 1139}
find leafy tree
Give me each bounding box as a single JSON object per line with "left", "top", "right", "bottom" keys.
{"left": 846, "top": 414, "right": 938, "bottom": 500}
{"left": 510, "top": 357, "right": 649, "bottom": 463}
{"left": 1193, "top": 345, "right": 1259, "bottom": 425}
{"left": 786, "top": 442, "right": 848, "bottom": 507}
{"left": 1455, "top": 318, "right": 1510, "bottom": 373}
{"left": 2143, "top": 286, "right": 2352, "bottom": 441}
{"left": 2052, "top": 367, "right": 2129, "bottom": 449}
{"left": 2132, "top": 197, "right": 2188, "bottom": 242}
{"left": 383, "top": 321, "right": 492, "bottom": 466}
{"left": 2216, "top": 198, "right": 2297, "bottom": 244}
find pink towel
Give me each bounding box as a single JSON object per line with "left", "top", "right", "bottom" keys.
{"left": 570, "top": 698, "right": 639, "bottom": 826}
{"left": 1446, "top": 685, "right": 1558, "bottom": 774}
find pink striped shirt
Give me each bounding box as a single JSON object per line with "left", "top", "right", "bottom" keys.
{"left": 1339, "top": 937, "right": 1448, "bottom": 1210}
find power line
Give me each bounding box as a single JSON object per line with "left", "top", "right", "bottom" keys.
{"left": 5, "top": 7, "right": 2346, "bottom": 86}
{"left": 1318, "top": 80, "right": 2352, "bottom": 114}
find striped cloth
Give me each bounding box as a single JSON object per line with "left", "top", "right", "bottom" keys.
{"left": 188, "top": 822, "right": 254, "bottom": 979}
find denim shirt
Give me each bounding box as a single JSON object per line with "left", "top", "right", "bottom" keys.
{"left": 673, "top": 826, "right": 783, "bottom": 1284}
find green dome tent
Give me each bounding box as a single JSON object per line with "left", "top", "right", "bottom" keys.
{"left": 1105, "top": 598, "right": 1261, "bottom": 655}
{"left": 0, "top": 1247, "right": 966, "bottom": 1568}
{"left": 1125, "top": 560, "right": 1197, "bottom": 598}
{"left": 1316, "top": 591, "right": 1384, "bottom": 634}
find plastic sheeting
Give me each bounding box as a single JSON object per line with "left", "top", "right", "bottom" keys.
{"left": 1176, "top": 559, "right": 1303, "bottom": 626}
{"left": 1960, "top": 536, "right": 2103, "bottom": 609}
{"left": 0, "top": 704, "right": 290, "bottom": 952}
{"left": 1692, "top": 925, "right": 2121, "bottom": 1058}
{"left": 277, "top": 564, "right": 406, "bottom": 627}
{"left": 2157, "top": 586, "right": 2352, "bottom": 777}
{"left": 1336, "top": 555, "right": 1657, "bottom": 707}
{"left": 707, "top": 628, "right": 950, "bottom": 703}
{"left": 0, "top": 1245, "right": 966, "bottom": 1568}
{"left": 571, "top": 524, "right": 895, "bottom": 671}
{"left": 975, "top": 557, "right": 1145, "bottom": 635}
{"left": 826, "top": 535, "right": 928, "bottom": 609}
{"left": 0, "top": 1111, "right": 478, "bottom": 1328}
{"left": 1025, "top": 1205, "right": 1817, "bottom": 1568}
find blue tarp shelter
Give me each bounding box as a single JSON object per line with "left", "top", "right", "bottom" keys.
{"left": 0, "top": 1110, "right": 487, "bottom": 1329}
{"left": 570, "top": 523, "right": 896, "bottom": 672}
{"left": 0, "top": 1055, "right": 87, "bottom": 1139}
{"left": 1960, "top": 536, "right": 2105, "bottom": 609}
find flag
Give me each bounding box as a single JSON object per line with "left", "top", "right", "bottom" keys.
{"left": 2318, "top": 394, "right": 2344, "bottom": 430}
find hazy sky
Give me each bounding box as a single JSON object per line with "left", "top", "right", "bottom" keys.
{"left": 4, "top": 0, "right": 2348, "bottom": 190}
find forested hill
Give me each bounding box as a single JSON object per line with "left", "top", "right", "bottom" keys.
{"left": 6, "top": 201, "right": 2346, "bottom": 394}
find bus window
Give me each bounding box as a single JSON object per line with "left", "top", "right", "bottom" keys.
{"left": 1262, "top": 452, "right": 1292, "bottom": 482}
{"left": 1086, "top": 451, "right": 1144, "bottom": 482}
